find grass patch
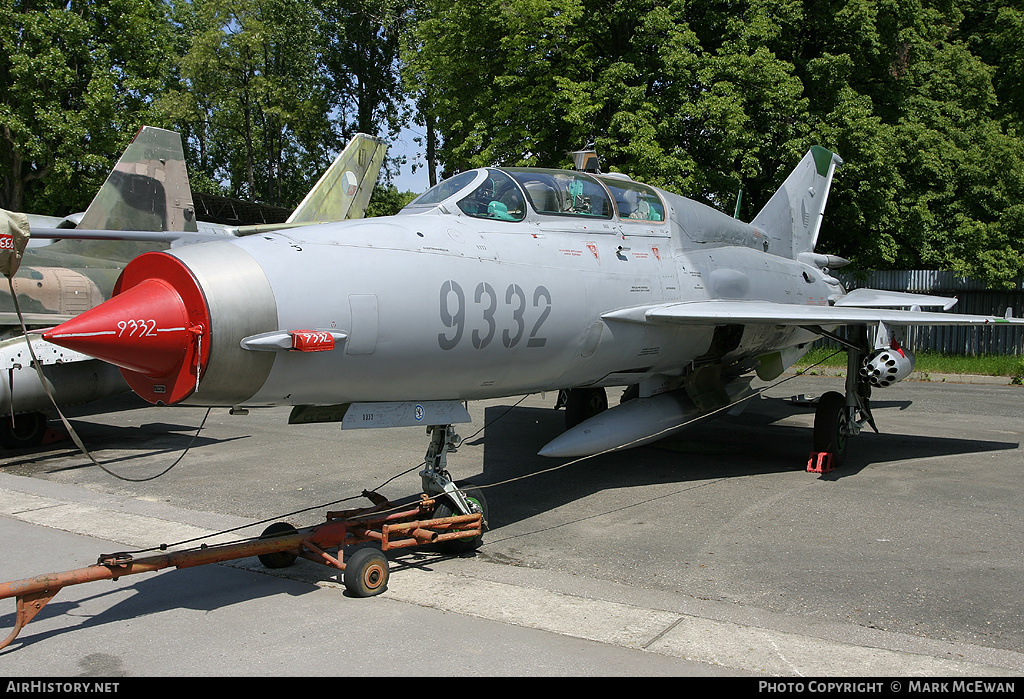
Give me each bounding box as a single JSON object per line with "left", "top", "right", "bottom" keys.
{"left": 794, "top": 347, "right": 1024, "bottom": 379}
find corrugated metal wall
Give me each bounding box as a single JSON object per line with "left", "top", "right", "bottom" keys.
{"left": 833, "top": 271, "right": 1024, "bottom": 355}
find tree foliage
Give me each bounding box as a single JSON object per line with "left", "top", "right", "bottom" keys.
{"left": 1, "top": 0, "right": 176, "bottom": 214}
{"left": 408, "top": 0, "right": 1024, "bottom": 287}
{"left": 3, "top": 0, "right": 1024, "bottom": 286}
{"left": 158, "top": 0, "right": 411, "bottom": 206}
{"left": 159, "top": 0, "right": 344, "bottom": 205}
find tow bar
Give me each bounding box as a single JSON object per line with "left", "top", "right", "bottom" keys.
{"left": 0, "top": 490, "right": 483, "bottom": 651}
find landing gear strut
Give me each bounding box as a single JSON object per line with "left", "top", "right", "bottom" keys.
{"left": 419, "top": 424, "right": 488, "bottom": 550}
{"left": 557, "top": 387, "right": 608, "bottom": 429}
{"left": 808, "top": 327, "right": 878, "bottom": 471}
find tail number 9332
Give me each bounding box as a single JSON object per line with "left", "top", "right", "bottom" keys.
{"left": 438, "top": 280, "right": 552, "bottom": 351}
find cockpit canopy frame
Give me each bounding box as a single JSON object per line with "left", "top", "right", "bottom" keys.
{"left": 401, "top": 166, "right": 666, "bottom": 225}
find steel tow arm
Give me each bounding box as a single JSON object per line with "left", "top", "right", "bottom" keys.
{"left": 0, "top": 491, "right": 482, "bottom": 651}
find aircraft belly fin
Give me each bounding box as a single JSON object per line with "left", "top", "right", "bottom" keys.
{"left": 603, "top": 300, "right": 1024, "bottom": 328}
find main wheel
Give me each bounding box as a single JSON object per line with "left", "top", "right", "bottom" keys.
{"left": 563, "top": 387, "right": 608, "bottom": 429}
{"left": 813, "top": 391, "right": 849, "bottom": 464}
{"left": 433, "top": 481, "right": 489, "bottom": 554}
{"left": 343, "top": 548, "right": 389, "bottom": 597}
{"left": 0, "top": 412, "right": 48, "bottom": 449}
{"left": 257, "top": 522, "right": 299, "bottom": 569}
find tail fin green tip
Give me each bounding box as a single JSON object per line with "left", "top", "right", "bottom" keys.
{"left": 810, "top": 145, "right": 838, "bottom": 178}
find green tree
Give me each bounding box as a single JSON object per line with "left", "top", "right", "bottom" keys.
{"left": 159, "top": 0, "right": 339, "bottom": 206}
{"left": 160, "top": 0, "right": 412, "bottom": 207}
{"left": 407, "top": 0, "right": 1024, "bottom": 287}
{"left": 0, "top": 0, "right": 177, "bottom": 214}
{"left": 321, "top": 0, "right": 411, "bottom": 139}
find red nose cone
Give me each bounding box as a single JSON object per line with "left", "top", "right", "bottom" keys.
{"left": 43, "top": 252, "right": 211, "bottom": 404}
{"left": 44, "top": 278, "right": 194, "bottom": 376}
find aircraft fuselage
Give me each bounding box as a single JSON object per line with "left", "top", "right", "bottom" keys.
{"left": 41, "top": 162, "right": 843, "bottom": 415}
{"left": 152, "top": 179, "right": 834, "bottom": 408}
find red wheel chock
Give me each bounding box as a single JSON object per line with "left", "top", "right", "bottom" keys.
{"left": 40, "top": 428, "right": 67, "bottom": 445}
{"left": 806, "top": 452, "right": 836, "bottom": 474}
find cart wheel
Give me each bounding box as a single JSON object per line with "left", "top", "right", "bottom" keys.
{"left": 433, "top": 481, "right": 488, "bottom": 554}
{"left": 257, "top": 522, "right": 299, "bottom": 569}
{"left": 344, "top": 548, "right": 389, "bottom": 597}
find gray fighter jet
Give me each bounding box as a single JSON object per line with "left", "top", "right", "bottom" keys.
{"left": 38, "top": 146, "right": 1022, "bottom": 515}
{"left": 1, "top": 128, "right": 385, "bottom": 447}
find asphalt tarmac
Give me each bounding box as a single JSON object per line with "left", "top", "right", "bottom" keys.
{"left": 0, "top": 374, "right": 1022, "bottom": 677}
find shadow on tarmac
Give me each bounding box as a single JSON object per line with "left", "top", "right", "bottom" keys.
{"left": 0, "top": 563, "right": 317, "bottom": 655}
{"left": 467, "top": 397, "right": 1019, "bottom": 531}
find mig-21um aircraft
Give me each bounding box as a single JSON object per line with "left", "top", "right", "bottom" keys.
{"left": 32, "top": 145, "right": 1023, "bottom": 524}
{"left": 0, "top": 128, "right": 385, "bottom": 447}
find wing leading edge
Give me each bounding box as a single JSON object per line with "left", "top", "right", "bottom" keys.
{"left": 602, "top": 298, "right": 1022, "bottom": 328}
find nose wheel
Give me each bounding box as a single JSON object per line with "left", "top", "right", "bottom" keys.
{"left": 419, "top": 424, "right": 489, "bottom": 551}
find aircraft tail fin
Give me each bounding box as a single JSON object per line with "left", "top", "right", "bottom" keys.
{"left": 750, "top": 146, "right": 843, "bottom": 259}
{"left": 76, "top": 127, "right": 197, "bottom": 233}
{"left": 287, "top": 133, "right": 387, "bottom": 224}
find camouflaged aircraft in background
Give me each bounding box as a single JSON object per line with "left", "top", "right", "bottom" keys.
{"left": 1, "top": 127, "right": 385, "bottom": 448}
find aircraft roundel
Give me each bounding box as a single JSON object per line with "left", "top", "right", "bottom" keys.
{"left": 343, "top": 171, "right": 359, "bottom": 197}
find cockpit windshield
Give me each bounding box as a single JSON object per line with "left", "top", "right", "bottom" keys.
{"left": 403, "top": 167, "right": 659, "bottom": 225}
{"left": 506, "top": 169, "right": 613, "bottom": 219}
{"left": 457, "top": 170, "right": 526, "bottom": 221}
{"left": 598, "top": 176, "right": 666, "bottom": 222}
{"left": 405, "top": 171, "right": 479, "bottom": 208}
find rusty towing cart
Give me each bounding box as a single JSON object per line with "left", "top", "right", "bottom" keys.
{"left": 0, "top": 490, "right": 485, "bottom": 651}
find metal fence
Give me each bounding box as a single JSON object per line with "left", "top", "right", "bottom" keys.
{"left": 833, "top": 270, "right": 1024, "bottom": 355}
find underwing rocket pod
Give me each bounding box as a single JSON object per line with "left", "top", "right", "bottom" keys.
{"left": 861, "top": 346, "right": 916, "bottom": 387}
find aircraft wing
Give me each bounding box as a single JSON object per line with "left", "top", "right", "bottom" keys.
{"left": 0, "top": 312, "right": 73, "bottom": 327}
{"left": 26, "top": 227, "right": 226, "bottom": 246}
{"left": 832, "top": 288, "right": 959, "bottom": 311}
{"left": 602, "top": 298, "right": 1023, "bottom": 327}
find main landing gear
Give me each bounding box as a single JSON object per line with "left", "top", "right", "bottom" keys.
{"left": 556, "top": 387, "right": 608, "bottom": 429}
{"left": 0, "top": 411, "right": 50, "bottom": 449}
{"left": 808, "top": 327, "right": 878, "bottom": 473}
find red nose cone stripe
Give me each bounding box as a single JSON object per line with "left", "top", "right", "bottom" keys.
{"left": 44, "top": 278, "right": 192, "bottom": 376}
{"left": 43, "top": 251, "right": 212, "bottom": 405}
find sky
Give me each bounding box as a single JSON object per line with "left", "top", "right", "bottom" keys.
{"left": 388, "top": 125, "right": 432, "bottom": 194}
